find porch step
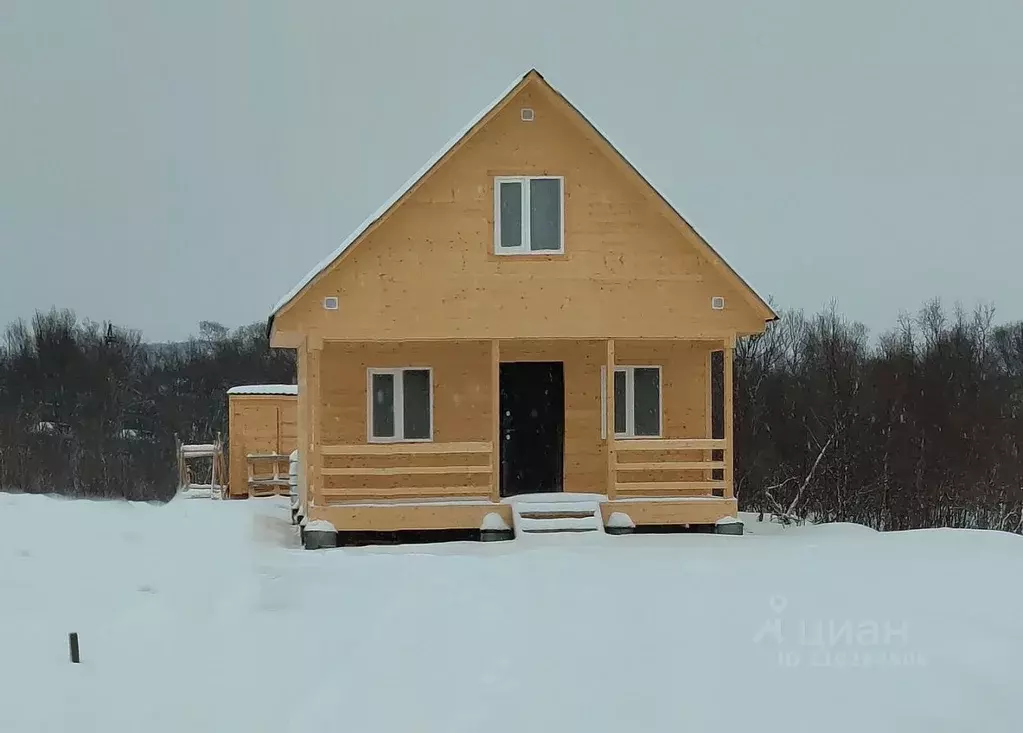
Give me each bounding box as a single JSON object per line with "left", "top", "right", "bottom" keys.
{"left": 510, "top": 498, "right": 604, "bottom": 536}
{"left": 516, "top": 516, "right": 602, "bottom": 533}
{"left": 518, "top": 510, "right": 595, "bottom": 520}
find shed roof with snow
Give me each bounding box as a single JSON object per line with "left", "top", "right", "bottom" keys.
{"left": 227, "top": 385, "right": 298, "bottom": 396}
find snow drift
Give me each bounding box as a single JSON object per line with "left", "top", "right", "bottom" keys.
{"left": 1, "top": 491, "right": 1021, "bottom": 732}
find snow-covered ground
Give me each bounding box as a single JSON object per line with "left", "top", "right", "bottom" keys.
{"left": 2, "top": 492, "right": 1022, "bottom": 732}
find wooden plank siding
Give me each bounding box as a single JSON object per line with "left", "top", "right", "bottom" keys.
{"left": 226, "top": 394, "right": 298, "bottom": 498}
{"left": 272, "top": 79, "right": 766, "bottom": 345}
{"left": 320, "top": 441, "right": 494, "bottom": 502}
{"left": 613, "top": 439, "right": 727, "bottom": 498}
{"left": 313, "top": 338, "right": 716, "bottom": 501}
{"left": 598, "top": 498, "right": 737, "bottom": 527}
{"left": 318, "top": 341, "right": 492, "bottom": 503}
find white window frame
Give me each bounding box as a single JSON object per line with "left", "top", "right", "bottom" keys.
{"left": 601, "top": 365, "right": 663, "bottom": 439}
{"left": 366, "top": 367, "right": 434, "bottom": 443}
{"left": 493, "top": 175, "right": 565, "bottom": 255}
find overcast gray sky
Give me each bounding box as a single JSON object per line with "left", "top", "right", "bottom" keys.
{"left": 2, "top": 1, "right": 1021, "bottom": 341}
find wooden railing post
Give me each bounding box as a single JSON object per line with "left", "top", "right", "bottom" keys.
{"left": 605, "top": 339, "right": 616, "bottom": 500}
{"left": 705, "top": 348, "right": 714, "bottom": 483}
{"left": 723, "top": 339, "right": 734, "bottom": 500}
{"left": 295, "top": 342, "right": 311, "bottom": 510}
{"left": 308, "top": 338, "right": 323, "bottom": 507}
{"left": 490, "top": 339, "right": 500, "bottom": 503}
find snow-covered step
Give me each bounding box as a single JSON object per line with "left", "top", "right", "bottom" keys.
{"left": 516, "top": 515, "right": 602, "bottom": 533}
{"left": 510, "top": 497, "right": 604, "bottom": 536}
{"left": 515, "top": 502, "right": 596, "bottom": 516}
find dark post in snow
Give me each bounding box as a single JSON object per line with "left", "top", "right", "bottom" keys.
{"left": 69, "top": 632, "right": 80, "bottom": 663}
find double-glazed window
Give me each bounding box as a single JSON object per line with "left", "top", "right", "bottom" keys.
{"left": 494, "top": 176, "right": 564, "bottom": 254}
{"left": 368, "top": 368, "right": 432, "bottom": 441}
{"left": 601, "top": 366, "right": 662, "bottom": 438}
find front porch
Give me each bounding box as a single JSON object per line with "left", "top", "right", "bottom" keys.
{"left": 298, "top": 337, "right": 737, "bottom": 535}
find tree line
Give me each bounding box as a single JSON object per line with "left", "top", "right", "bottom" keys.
{"left": 0, "top": 310, "right": 294, "bottom": 501}
{"left": 1, "top": 302, "right": 1021, "bottom": 532}
{"left": 732, "top": 301, "right": 1023, "bottom": 531}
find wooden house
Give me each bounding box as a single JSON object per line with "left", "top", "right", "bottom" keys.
{"left": 268, "top": 69, "right": 775, "bottom": 541}
{"left": 226, "top": 385, "right": 298, "bottom": 499}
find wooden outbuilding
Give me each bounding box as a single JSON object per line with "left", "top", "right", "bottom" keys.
{"left": 226, "top": 385, "right": 298, "bottom": 499}
{"left": 268, "top": 69, "right": 775, "bottom": 539}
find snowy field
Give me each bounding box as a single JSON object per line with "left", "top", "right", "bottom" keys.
{"left": 2, "top": 492, "right": 1022, "bottom": 732}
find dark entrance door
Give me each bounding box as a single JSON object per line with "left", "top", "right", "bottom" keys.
{"left": 499, "top": 362, "right": 565, "bottom": 497}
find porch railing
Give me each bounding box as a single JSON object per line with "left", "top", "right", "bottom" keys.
{"left": 246, "top": 453, "right": 291, "bottom": 497}
{"left": 318, "top": 441, "right": 494, "bottom": 503}
{"left": 612, "top": 438, "right": 731, "bottom": 499}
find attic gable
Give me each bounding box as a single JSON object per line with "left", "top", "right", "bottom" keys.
{"left": 269, "top": 69, "right": 775, "bottom": 343}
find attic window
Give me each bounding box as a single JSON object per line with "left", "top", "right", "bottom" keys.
{"left": 520, "top": 107, "right": 535, "bottom": 121}
{"left": 494, "top": 176, "right": 564, "bottom": 254}
{"left": 323, "top": 296, "right": 339, "bottom": 311}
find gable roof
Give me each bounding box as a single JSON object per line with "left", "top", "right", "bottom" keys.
{"left": 269, "top": 69, "right": 777, "bottom": 334}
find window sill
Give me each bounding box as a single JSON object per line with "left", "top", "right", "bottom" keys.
{"left": 366, "top": 437, "right": 434, "bottom": 444}
{"left": 490, "top": 250, "right": 567, "bottom": 261}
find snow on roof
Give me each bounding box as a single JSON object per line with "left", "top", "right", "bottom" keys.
{"left": 269, "top": 70, "right": 531, "bottom": 319}
{"left": 227, "top": 385, "right": 298, "bottom": 396}
{"left": 268, "top": 68, "right": 776, "bottom": 323}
